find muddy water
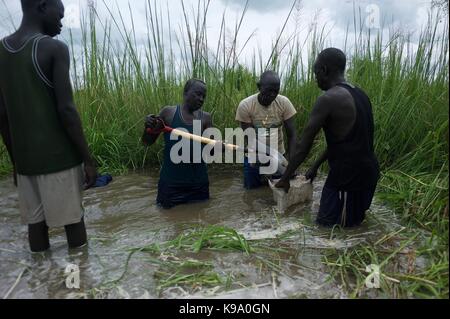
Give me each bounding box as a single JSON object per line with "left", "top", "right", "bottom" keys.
{"left": 0, "top": 169, "right": 404, "bottom": 299}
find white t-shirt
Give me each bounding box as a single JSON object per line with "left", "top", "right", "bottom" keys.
{"left": 236, "top": 94, "right": 297, "bottom": 154}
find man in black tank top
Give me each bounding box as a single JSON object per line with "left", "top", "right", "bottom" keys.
{"left": 276, "top": 48, "right": 379, "bottom": 228}
{"left": 0, "top": 0, "right": 97, "bottom": 252}
{"left": 143, "top": 79, "right": 213, "bottom": 209}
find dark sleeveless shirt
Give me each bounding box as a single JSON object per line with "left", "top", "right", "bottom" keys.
{"left": 324, "top": 83, "right": 380, "bottom": 191}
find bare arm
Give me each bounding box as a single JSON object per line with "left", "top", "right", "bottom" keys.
{"left": 203, "top": 113, "right": 222, "bottom": 158}
{"left": 283, "top": 116, "right": 298, "bottom": 162}
{"left": 0, "top": 90, "right": 16, "bottom": 185}
{"left": 0, "top": 90, "right": 12, "bottom": 162}
{"left": 239, "top": 121, "right": 255, "bottom": 153}
{"left": 240, "top": 121, "right": 253, "bottom": 131}
{"left": 311, "top": 149, "right": 328, "bottom": 170}
{"left": 305, "top": 149, "right": 328, "bottom": 182}
{"left": 52, "top": 40, "right": 97, "bottom": 189}
{"left": 204, "top": 113, "right": 213, "bottom": 130}
{"left": 279, "top": 95, "right": 331, "bottom": 183}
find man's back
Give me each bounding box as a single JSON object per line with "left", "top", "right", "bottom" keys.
{"left": 322, "top": 85, "right": 357, "bottom": 142}
{"left": 275, "top": 48, "right": 379, "bottom": 227}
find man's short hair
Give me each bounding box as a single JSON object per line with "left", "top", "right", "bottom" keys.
{"left": 318, "top": 48, "right": 347, "bottom": 73}
{"left": 260, "top": 70, "right": 280, "bottom": 83}
{"left": 21, "top": 0, "right": 57, "bottom": 12}
{"left": 184, "top": 79, "right": 206, "bottom": 94}
{"left": 21, "top": 0, "right": 35, "bottom": 11}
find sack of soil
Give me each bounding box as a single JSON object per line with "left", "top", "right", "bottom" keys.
{"left": 269, "top": 176, "right": 313, "bottom": 212}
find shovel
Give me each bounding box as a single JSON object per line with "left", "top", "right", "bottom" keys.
{"left": 147, "top": 118, "right": 288, "bottom": 176}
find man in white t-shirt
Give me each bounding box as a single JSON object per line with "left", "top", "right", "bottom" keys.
{"left": 236, "top": 71, "right": 298, "bottom": 189}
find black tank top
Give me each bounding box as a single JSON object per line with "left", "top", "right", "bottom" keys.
{"left": 324, "top": 83, "right": 380, "bottom": 191}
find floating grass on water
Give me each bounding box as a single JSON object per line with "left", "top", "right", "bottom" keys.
{"left": 3, "top": 267, "right": 27, "bottom": 299}
{"left": 164, "top": 225, "right": 253, "bottom": 255}
{"left": 323, "top": 228, "right": 448, "bottom": 299}
{"left": 154, "top": 258, "right": 224, "bottom": 291}
{"left": 100, "top": 225, "right": 252, "bottom": 289}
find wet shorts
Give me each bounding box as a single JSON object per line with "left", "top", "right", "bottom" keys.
{"left": 244, "top": 157, "right": 264, "bottom": 189}
{"left": 157, "top": 179, "right": 210, "bottom": 209}
{"left": 17, "top": 165, "right": 84, "bottom": 228}
{"left": 317, "top": 185, "right": 376, "bottom": 228}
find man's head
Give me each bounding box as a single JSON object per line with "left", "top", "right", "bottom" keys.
{"left": 183, "top": 79, "right": 207, "bottom": 112}
{"left": 21, "top": 0, "right": 65, "bottom": 37}
{"left": 314, "top": 48, "right": 347, "bottom": 91}
{"left": 257, "top": 71, "right": 281, "bottom": 107}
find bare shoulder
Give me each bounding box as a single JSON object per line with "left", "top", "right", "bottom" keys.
{"left": 40, "top": 37, "right": 66, "bottom": 49}
{"left": 40, "top": 37, "right": 70, "bottom": 58}
{"left": 160, "top": 106, "right": 177, "bottom": 123}
{"left": 325, "top": 86, "right": 353, "bottom": 102}
{"left": 160, "top": 105, "right": 176, "bottom": 115}
{"left": 202, "top": 111, "right": 212, "bottom": 119}
{"left": 202, "top": 111, "right": 213, "bottom": 128}
{"left": 314, "top": 91, "right": 335, "bottom": 109}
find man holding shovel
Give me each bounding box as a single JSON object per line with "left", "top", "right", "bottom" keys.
{"left": 143, "top": 79, "right": 213, "bottom": 209}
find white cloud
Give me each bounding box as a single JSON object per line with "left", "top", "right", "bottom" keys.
{"left": 64, "top": 3, "right": 82, "bottom": 29}
{"left": 0, "top": 0, "right": 443, "bottom": 68}
{"left": 219, "top": 0, "right": 294, "bottom": 13}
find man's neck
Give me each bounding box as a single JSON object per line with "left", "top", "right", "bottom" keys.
{"left": 257, "top": 94, "right": 271, "bottom": 107}
{"left": 327, "top": 75, "right": 347, "bottom": 90}
{"left": 16, "top": 18, "right": 45, "bottom": 37}
{"left": 182, "top": 104, "right": 195, "bottom": 115}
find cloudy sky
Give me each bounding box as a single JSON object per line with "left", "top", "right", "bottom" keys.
{"left": 0, "top": 0, "right": 445, "bottom": 70}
